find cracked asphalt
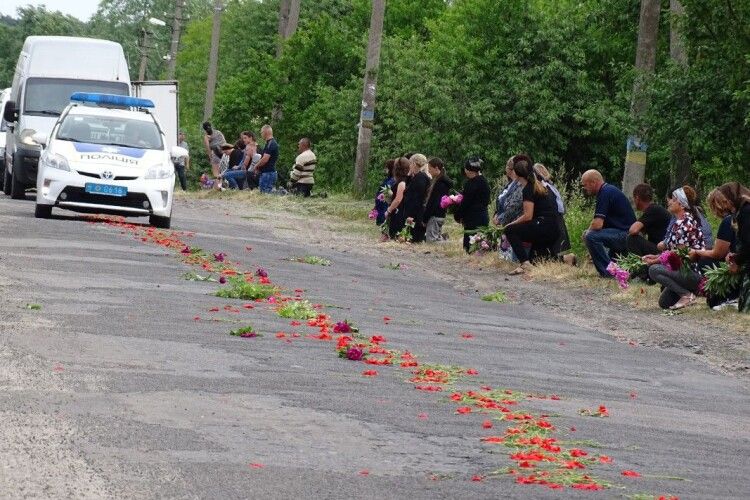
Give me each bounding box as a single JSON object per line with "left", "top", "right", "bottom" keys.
{"left": 0, "top": 193, "right": 748, "bottom": 499}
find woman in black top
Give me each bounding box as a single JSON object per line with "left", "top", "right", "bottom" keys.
{"left": 711, "top": 182, "right": 750, "bottom": 313}
{"left": 422, "top": 157, "right": 453, "bottom": 242}
{"left": 503, "top": 155, "right": 560, "bottom": 275}
{"left": 454, "top": 157, "right": 490, "bottom": 252}
{"left": 403, "top": 157, "right": 431, "bottom": 242}
{"left": 386, "top": 158, "right": 411, "bottom": 240}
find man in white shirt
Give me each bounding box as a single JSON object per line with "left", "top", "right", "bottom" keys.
{"left": 289, "top": 137, "right": 317, "bottom": 197}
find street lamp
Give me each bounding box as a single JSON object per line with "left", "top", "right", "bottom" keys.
{"left": 138, "top": 17, "right": 167, "bottom": 81}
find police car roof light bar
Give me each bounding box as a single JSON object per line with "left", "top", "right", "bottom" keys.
{"left": 70, "top": 93, "right": 155, "bottom": 109}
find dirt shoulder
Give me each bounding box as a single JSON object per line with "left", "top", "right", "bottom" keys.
{"left": 177, "top": 191, "right": 749, "bottom": 379}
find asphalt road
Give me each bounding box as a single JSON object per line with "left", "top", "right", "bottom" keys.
{"left": 0, "top": 193, "right": 748, "bottom": 499}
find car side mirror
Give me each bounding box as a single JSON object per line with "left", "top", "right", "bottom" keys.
{"left": 3, "top": 100, "right": 17, "bottom": 123}
{"left": 32, "top": 132, "right": 47, "bottom": 146}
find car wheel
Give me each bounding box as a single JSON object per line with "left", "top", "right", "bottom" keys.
{"left": 2, "top": 162, "right": 10, "bottom": 196}
{"left": 10, "top": 163, "right": 25, "bottom": 200}
{"left": 34, "top": 203, "right": 52, "bottom": 219}
{"left": 149, "top": 214, "right": 171, "bottom": 229}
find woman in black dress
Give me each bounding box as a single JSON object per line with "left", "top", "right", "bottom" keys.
{"left": 504, "top": 155, "right": 560, "bottom": 275}
{"left": 386, "top": 158, "right": 411, "bottom": 240}
{"left": 403, "top": 156, "right": 431, "bottom": 243}
{"left": 423, "top": 157, "right": 453, "bottom": 242}
{"left": 454, "top": 157, "right": 491, "bottom": 252}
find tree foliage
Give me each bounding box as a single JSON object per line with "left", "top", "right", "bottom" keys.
{"left": 1, "top": 0, "right": 748, "bottom": 195}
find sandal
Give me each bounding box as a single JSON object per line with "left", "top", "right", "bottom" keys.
{"left": 509, "top": 262, "right": 533, "bottom": 276}
{"left": 669, "top": 293, "right": 697, "bottom": 310}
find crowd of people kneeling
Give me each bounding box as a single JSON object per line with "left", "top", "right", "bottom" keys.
{"left": 372, "top": 153, "right": 750, "bottom": 315}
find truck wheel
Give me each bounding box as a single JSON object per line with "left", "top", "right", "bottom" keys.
{"left": 10, "top": 162, "right": 25, "bottom": 200}
{"left": 35, "top": 203, "right": 52, "bottom": 219}
{"left": 2, "top": 163, "right": 10, "bottom": 196}
{"left": 149, "top": 214, "right": 171, "bottom": 229}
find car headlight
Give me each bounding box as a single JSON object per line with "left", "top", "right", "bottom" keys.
{"left": 145, "top": 164, "right": 174, "bottom": 179}
{"left": 20, "top": 128, "right": 40, "bottom": 146}
{"left": 40, "top": 151, "right": 70, "bottom": 172}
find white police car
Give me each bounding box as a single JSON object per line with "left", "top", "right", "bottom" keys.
{"left": 34, "top": 93, "right": 181, "bottom": 228}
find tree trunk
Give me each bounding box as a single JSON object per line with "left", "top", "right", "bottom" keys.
{"left": 272, "top": 0, "right": 301, "bottom": 125}
{"left": 353, "top": 0, "right": 386, "bottom": 196}
{"left": 622, "top": 0, "right": 661, "bottom": 201}
{"left": 276, "top": 0, "right": 291, "bottom": 59}
{"left": 670, "top": 0, "right": 691, "bottom": 186}
{"left": 203, "top": 0, "right": 223, "bottom": 121}
{"left": 166, "top": 0, "right": 185, "bottom": 80}
{"left": 286, "top": 0, "right": 301, "bottom": 39}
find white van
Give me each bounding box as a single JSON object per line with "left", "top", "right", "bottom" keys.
{"left": 0, "top": 87, "right": 10, "bottom": 191}
{"left": 2, "top": 36, "right": 131, "bottom": 199}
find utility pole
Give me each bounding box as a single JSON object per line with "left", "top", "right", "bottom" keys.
{"left": 353, "top": 0, "right": 385, "bottom": 195}
{"left": 138, "top": 27, "right": 150, "bottom": 81}
{"left": 669, "top": 0, "right": 691, "bottom": 185}
{"left": 203, "top": 0, "right": 223, "bottom": 121}
{"left": 166, "top": 0, "right": 186, "bottom": 80}
{"left": 622, "top": 0, "right": 660, "bottom": 201}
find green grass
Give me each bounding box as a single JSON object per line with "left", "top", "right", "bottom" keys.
{"left": 289, "top": 255, "right": 332, "bottom": 266}
{"left": 481, "top": 291, "right": 507, "bottom": 303}
{"left": 215, "top": 277, "right": 278, "bottom": 300}
{"left": 23, "top": 303, "right": 42, "bottom": 310}
{"left": 276, "top": 300, "right": 318, "bottom": 319}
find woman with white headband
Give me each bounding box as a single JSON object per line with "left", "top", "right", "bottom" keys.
{"left": 641, "top": 186, "right": 707, "bottom": 310}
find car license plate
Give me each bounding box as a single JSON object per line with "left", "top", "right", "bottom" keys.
{"left": 85, "top": 183, "right": 127, "bottom": 197}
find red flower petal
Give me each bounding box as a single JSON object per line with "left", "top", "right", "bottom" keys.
{"left": 471, "top": 474, "right": 483, "bottom": 482}
{"left": 461, "top": 333, "right": 474, "bottom": 339}
{"left": 362, "top": 370, "right": 378, "bottom": 377}
{"left": 599, "top": 455, "right": 613, "bottom": 464}
{"left": 482, "top": 420, "right": 493, "bottom": 429}
{"left": 249, "top": 463, "right": 264, "bottom": 469}
{"left": 621, "top": 470, "right": 641, "bottom": 477}
{"left": 359, "top": 470, "right": 369, "bottom": 476}
{"left": 456, "top": 406, "right": 472, "bottom": 414}
{"left": 466, "top": 369, "right": 479, "bottom": 375}
{"left": 417, "top": 413, "right": 428, "bottom": 420}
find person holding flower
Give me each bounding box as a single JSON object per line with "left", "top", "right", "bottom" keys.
{"left": 689, "top": 186, "right": 743, "bottom": 309}
{"left": 503, "top": 155, "right": 560, "bottom": 275}
{"left": 454, "top": 157, "right": 490, "bottom": 252}
{"left": 642, "top": 187, "right": 706, "bottom": 310}
{"left": 402, "top": 155, "right": 431, "bottom": 242}
{"left": 385, "top": 158, "right": 411, "bottom": 240}
{"left": 422, "top": 157, "right": 453, "bottom": 242}
{"left": 374, "top": 159, "right": 396, "bottom": 225}
{"left": 709, "top": 182, "right": 750, "bottom": 313}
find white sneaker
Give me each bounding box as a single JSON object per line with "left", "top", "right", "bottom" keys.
{"left": 712, "top": 299, "right": 739, "bottom": 311}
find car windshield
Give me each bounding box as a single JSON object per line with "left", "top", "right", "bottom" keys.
{"left": 57, "top": 114, "right": 163, "bottom": 150}
{"left": 23, "top": 78, "right": 129, "bottom": 116}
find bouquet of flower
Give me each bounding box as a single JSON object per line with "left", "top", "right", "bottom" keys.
{"left": 466, "top": 225, "right": 504, "bottom": 254}
{"left": 368, "top": 208, "right": 378, "bottom": 220}
{"left": 378, "top": 184, "right": 393, "bottom": 201}
{"left": 659, "top": 247, "right": 692, "bottom": 275}
{"left": 396, "top": 219, "right": 415, "bottom": 243}
{"left": 700, "top": 262, "right": 741, "bottom": 298}
{"left": 440, "top": 193, "right": 463, "bottom": 211}
{"left": 614, "top": 253, "right": 648, "bottom": 275}
{"left": 606, "top": 262, "right": 631, "bottom": 289}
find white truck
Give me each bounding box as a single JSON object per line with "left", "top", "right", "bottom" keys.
{"left": 3, "top": 36, "right": 131, "bottom": 199}
{"left": 131, "top": 80, "right": 179, "bottom": 151}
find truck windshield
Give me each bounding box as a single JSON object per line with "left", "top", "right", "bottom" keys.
{"left": 57, "top": 114, "right": 163, "bottom": 150}
{"left": 23, "top": 78, "right": 129, "bottom": 117}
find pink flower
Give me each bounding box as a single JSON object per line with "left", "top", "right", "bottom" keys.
{"left": 377, "top": 193, "right": 385, "bottom": 202}
{"left": 346, "top": 347, "right": 364, "bottom": 361}
{"left": 659, "top": 251, "right": 682, "bottom": 271}
{"left": 368, "top": 209, "right": 378, "bottom": 220}
{"left": 180, "top": 246, "right": 191, "bottom": 255}
{"left": 219, "top": 275, "right": 227, "bottom": 284}
{"left": 439, "top": 195, "right": 452, "bottom": 209}
{"left": 256, "top": 268, "right": 268, "bottom": 278}
{"left": 453, "top": 194, "right": 463, "bottom": 204}
{"left": 606, "top": 262, "right": 630, "bottom": 289}
{"left": 334, "top": 321, "right": 352, "bottom": 333}
{"left": 213, "top": 252, "right": 226, "bottom": 262}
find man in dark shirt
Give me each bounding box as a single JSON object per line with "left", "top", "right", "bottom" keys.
{"left": 254, "top": 124, "right": 279, "bottom": 193}
{"left": 581, "top": 170, "right": 637, "bottom": 277}
{"left": 626, "top": 183, "right": 671, "bottom": 256}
